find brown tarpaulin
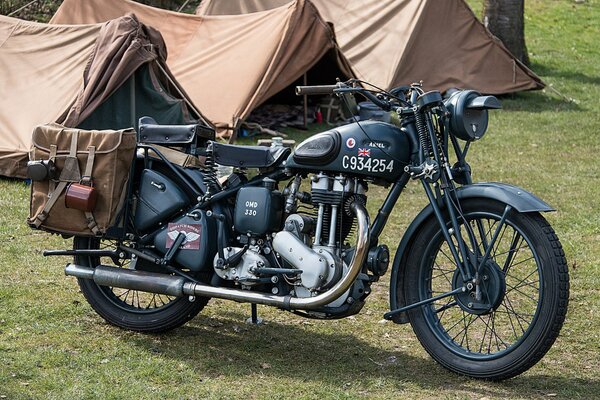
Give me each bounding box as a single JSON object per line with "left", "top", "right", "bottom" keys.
{"left": 51, "top": 0, "right": 354, "bottom": 136}
{"left": 197, "top": 0, "right": 545, "bottom": 94}
{"left": 0, "top": 14, "right": 205, "bottom": 178}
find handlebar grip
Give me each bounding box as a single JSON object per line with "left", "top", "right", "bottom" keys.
{"left": 295, "top": 85, "right": 338, "bottom": 96}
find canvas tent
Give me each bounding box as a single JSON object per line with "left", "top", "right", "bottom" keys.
{"left": 51, "top": 0, "right": 354, "bottom": 137}
{"left": 196, "top": 0, "right": 545, "bottom": 94}
{"left": 0, "top": 14, "right": 206, "bottom": 178}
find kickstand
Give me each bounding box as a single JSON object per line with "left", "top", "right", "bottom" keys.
{"left": 246, "top": 303, "right": 263, "bottom": 325}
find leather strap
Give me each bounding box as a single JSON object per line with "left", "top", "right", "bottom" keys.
{"left": 150, "top": 144, "right": 204, "bottom": 168}
{"left": 32, "top": 181, "right": 68, "bottom": 227}
{"left": 84, "top": 211, "right": 99, "bottom": 235}
{"left": 48, "top": 144, "right": 57, "bottom": 194}
{"left": 49, "top": 144, "right": 57, "bottom": 162}
{"left": 82, "top": 145, "right": 95, "bottom": 184}
{"left": 59, "top": 130, "right": 81, "bottom": 182}
{"left": 82, "top": 145, "right": 99, "bottom": 234}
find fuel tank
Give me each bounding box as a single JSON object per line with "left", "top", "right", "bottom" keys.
{"left": 286, "top": 121, "right": 411, "bottom": 182}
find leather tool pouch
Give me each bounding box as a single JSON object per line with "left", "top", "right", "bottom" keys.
{"left": 28, "top": 123, "right": 136, "bottom": 236}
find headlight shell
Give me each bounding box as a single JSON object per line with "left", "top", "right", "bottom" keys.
{"left": 444, "top": 90, "right": 490, "bottom": 141}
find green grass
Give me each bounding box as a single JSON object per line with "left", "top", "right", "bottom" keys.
{"left": 1, "top": 0, "right": 600, "bottom": 398}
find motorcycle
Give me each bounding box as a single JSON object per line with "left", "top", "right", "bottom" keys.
{"left": 44, "top": 80, "right": 569, "bottom": 380}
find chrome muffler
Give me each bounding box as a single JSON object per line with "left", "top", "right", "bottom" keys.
{"left": 65, "top": 263, "right": 186, "bottom": 297}
{"left": 65, "top": 202, "right": 370, "bottom": 310}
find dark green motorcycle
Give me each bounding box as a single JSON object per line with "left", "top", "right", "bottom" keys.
{"left": 47, "top": 80, "right": 568, "bottom": 380}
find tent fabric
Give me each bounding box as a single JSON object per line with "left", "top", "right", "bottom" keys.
{"left": 51, "top": 0, "right": 354, "bottom": 137}
{"left": 0, "top": 14, "right": 204, "bottom": 178}
{"left": 76, "top": 63, "right": 199, "bottom": 132}
{"left": 196, "top": 0, "right": 545, "bottom": 94}
{"left": 0, "top": 16, "right": 98, "bottom": 178}
{"left": 59, "top": 14, "right": 168, "bottom": 127}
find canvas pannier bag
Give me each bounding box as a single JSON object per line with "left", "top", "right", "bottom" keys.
{"left": 28, "top": 123, "right": 136, "bottom": 236}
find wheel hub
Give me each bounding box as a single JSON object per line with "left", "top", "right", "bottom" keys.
{"left": 452, "top": 259, "right": 506, "bottom": 315}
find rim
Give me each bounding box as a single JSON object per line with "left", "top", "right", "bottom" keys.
{"left": 419, "top": 210, "right": 543, "bottom": 360}
{"left": 85, "top": 239, "right": 179, "bottom": 314}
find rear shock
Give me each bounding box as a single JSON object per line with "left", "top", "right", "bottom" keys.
{"left": 202, "top": 142, "right": 219, "bottom": 197}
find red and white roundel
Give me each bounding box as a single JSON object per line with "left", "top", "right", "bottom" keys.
{"left": 346, "top": 137, "right": 356, "bottom": 149}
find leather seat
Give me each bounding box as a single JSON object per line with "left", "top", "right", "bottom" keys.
{"left": 211, "top": 142, "right": 290, "bottom": 168}
{"left": 138, "top": 116, "right": 214, "bottom": 144}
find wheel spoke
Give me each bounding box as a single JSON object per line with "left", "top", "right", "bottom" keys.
{"left": 428, "top": 266, "right": 454, "bottom": 285}
{"left": 474, "top": 219, "right": 489, "bottom": 254}
{"left": 505, "top": 283, "right": 539, "bottom": 304}
{"left": 439, "top": 248, "right": 455, "bottom": 265}
{"left": 435, "top": 300, "right": 458, "bottom": 315}
{"left": 505, "top": 255, "right": 535, "bottom": 272}
{"left": 502, "top": 307, "right": 519, "bottom": 341}
{"left": 445, "top": 311, "right": 469, "bottom": 333}
{"left": 491, "top": 222, "right": 509, "bottom": 260}
{"left": 503, "top": 296, "right": 527, "bottom": 334}
{"left": 506, "top": 267, "right": 539, "bottom": 290}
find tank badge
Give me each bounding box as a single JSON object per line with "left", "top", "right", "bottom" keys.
{"left": 358, "top": 148, "right": 371, "bottom": 157}
{"left": 368, "top": 141, "right": 386, "bottom": 149}
{"left": 166, "top": 223, "right": 201, "bottom": 250}
{"left": 346, "top": 137, "right": 356, "bottom": 149}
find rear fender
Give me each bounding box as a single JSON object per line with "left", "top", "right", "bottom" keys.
{"left": 388, "top": 182, "right": 553, "bottom": 323}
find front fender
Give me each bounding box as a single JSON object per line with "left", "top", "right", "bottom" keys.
{"left": 388, "top": 182, "right": 553, "bottom": 323}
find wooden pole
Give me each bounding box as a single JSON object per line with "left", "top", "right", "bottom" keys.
{"left": 8, "top": 0, "right": 42, "bottom": 16}
{"left": 303, "top": 73, "right": 308, "bottom": 129}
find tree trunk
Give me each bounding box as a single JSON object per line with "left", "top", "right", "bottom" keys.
{"left": 483, "top": 0, "right": 530, "bottom": 66}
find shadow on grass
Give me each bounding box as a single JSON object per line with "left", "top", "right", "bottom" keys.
{"left": 491, "top": 60, "right": 591, "bottom": 113}
{"left": 125, "top": 310, "right": 597, "bottom": 397}
{"left": 495, "top": 91, "right": 581, "bottom": 113}
{"left": 534, "top": 63, "right": 600, "bottom": 87}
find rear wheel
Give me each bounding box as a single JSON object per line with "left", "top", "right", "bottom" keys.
{"left": 74, "top": 237, "right": 209, "bottom": 333}
{"left": 403, "top": 199, "right": 569, "bottom": 380}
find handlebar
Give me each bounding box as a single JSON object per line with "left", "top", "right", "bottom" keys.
{"left": 295, "top": 81, "right": 393, "bottom": 111}
{"left": 295, "top": 85, "right": 338, "bottom": 96}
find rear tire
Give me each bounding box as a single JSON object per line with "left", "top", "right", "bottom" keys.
{"left": 74, "top": 237, "right": 209, "bottom": 333}
{"left": 402, "top": 199, "right": 569, "bottom": 380}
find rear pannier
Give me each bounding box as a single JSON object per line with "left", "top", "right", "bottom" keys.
{"left": 28, "top": 123, "right": 136, "bottom": 236}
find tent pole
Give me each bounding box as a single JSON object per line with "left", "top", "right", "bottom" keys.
{"left": 8, "top": 0, "right": 42, "bottom": 16}
{"left": 130, "top": 72, "right": 136, "bottom": 129}
{"left": 177, "top": 0, "right": 192, "bottom": 12}
{"left": 155, "top": 62, "right": 207, "bottom": 125}
{"left": 303, "top": 73, "right": 308, "bottom": 129}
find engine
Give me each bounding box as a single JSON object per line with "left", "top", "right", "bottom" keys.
{"left": 213, "top": 172, "right": 371, "bottom": 316}
{"left": 273, "top": 174, "right": 366, "bottom": 300}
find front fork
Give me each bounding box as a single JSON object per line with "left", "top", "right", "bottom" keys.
{"left": 385, "top": 103, "right": 512, "bottom": 320}
{"left": 385, "top": 178, "right": 513, "bottom": 321}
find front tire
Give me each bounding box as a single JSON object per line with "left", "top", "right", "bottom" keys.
{"left": 74, "top": 237, "right": 209, "bottom": 333}
{"left": 402, "top": 199, "right": 569, "bottom": 380}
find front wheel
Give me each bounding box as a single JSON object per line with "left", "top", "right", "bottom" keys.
{"left": 403, "top": 199, "right": 569, "bottom": 380}
{"left": 74, "top": 237, "right": 209, "bottom": 333}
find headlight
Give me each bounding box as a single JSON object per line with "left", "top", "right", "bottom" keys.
{"left": 443, "top": 90, "right": 501, "bottom": 141}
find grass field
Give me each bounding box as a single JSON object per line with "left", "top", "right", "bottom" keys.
{"left": 1, "top": 0, "right": 599, "bottom": 398}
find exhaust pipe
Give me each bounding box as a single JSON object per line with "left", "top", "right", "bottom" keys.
{"left": 65, "top": 202, "right": 370, "bottom": 310}
{"left": 65, "top": 263, "right": 186, "bottom": 297}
